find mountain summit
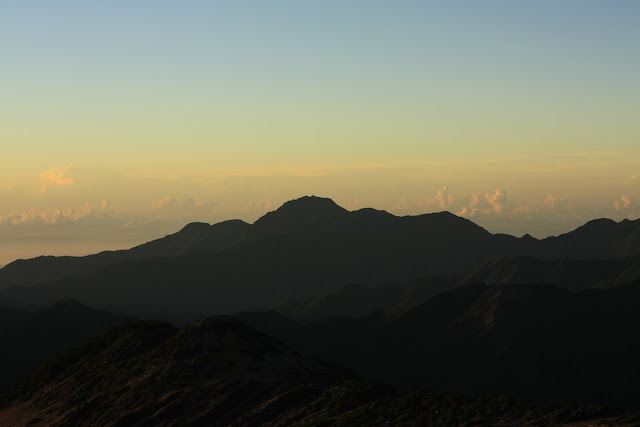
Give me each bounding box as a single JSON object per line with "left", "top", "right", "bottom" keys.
{"left": 249, "top": 195, "right": 348, "bottom": 240}
{"left": 2, "top": 196, "right": 640, "bottom": 321}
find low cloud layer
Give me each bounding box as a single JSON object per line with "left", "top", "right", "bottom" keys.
{"left": 151, "top": 196, "right": 218, "bottom": 218}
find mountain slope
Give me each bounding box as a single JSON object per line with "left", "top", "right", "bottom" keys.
{"left": 2, "top": 196, "right": 640, "bottom": 322}
{"left": 0, "top": 300, "right": 131, "bottom": 393}
{"left": 0, "top": 219, "right": 249, "bottom": 291}
{"left": 2, "top": 316, "right": 632, "bottom": 426}
{"left": 238, "top": 280, "right": 640, "bottom": 411}
{"left": 0, "top": 316, "right": 392, "bottom": 426}
{"left": 271, "top": 276, "right": 459, "bottom": 322}
{"left": 459, "top": 255, "right": 640, "bottom": 291}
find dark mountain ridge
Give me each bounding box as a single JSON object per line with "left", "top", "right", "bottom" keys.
{"left": 237, "top": 279, "right": 640, "bottom": 411}
{"left": 2, "top": 314, "right": 632, "bottom": 426}
{"left": 459, "top": 255, "right": 640, "bottom": 291}
{"left": 1, "top": 196, "right": 640, "bottom": 322}
{"left": 0, "top": 300, "right": 131, "bottom": 393}
{"left": 0, "top": 316, "right": 392, "bottom": 426}
{"left": 0, "top": 219, "right": 250, "bottom": 291}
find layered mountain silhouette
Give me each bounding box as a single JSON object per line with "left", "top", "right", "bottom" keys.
{"left": 459, "top": 255, "right": 640, "bottom": 291}
{"left": 0, "top": 300, "right": 131, "bottom": 393}
{"left": 237, "top": 278, "right": 640, "bottom": 411}
{"left": 269, "top": 255, "right": 640, "bottom": 322}
{"left": 271, "top": 276, "right": 459, "bottom": 322}
{"left": 2, "top": 316, "right": 632, "bottom": 426}
{"left": 2, "top": 196, "right": 640, "bottom": 322}
{"left": 0, "top": 219, "right": 250, "bottom": 291}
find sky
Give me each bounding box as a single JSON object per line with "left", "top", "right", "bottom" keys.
{"left": 1, "top": 1, "right": 639, "bottom": 265}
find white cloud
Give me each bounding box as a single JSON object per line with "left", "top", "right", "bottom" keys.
{"left": 0, "top": 203, "right": 118, "bottom": 226}
{"left": 151, "top": 196, "right": 215, "bottom": 211}
{"left": 543, "top": 194, "right": 569, "bottom": 212}
{"left": 613, "top": 195, "right": 632, "bottom": 211}
{"left": 486, "top": 189, "right": 507, "bottom": 214}
{"left": 414, "top": 186, "right": 456, "bottom": 213}
{"left": 151, "top": 196, "right": 218, "bottom": 220}
{"left": 435, "top": 186, "right": 454, "bottom": 209}
{"left": 40, "top": 166, "right": 74, "bottom": 192}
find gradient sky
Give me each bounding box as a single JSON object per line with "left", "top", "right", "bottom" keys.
{"left": 1, "top": 1, "right": 639, "bottom": 265}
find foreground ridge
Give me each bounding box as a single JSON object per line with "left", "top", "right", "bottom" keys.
{"left": 2, "top": 316, "right": 636, "bottom": 426}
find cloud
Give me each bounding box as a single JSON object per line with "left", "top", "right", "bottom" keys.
{"left": 513, "top": 204, "right": 534, "bottom": 214}
{"left": 152, "top": 196, "right": 216, "bottom": 210}
{"left": 40, "top": 166, "right": 74, "bottom": 192}
{"left": 416, "top": 186, "right": 455, "bottom": 212}
{"left": 613, "top": 195, "right": 632, "bottom": 211}
{"left": 456, "top": 193, "right": 483, "bottom": 217}
{"left": 486, "top": 189, "right": 507, "bottom": 214}
{"left": 435, "top": 186, "right": 454, "bottom": 209}
{"left": 394, "top": 196, "right": 409, "bottom": 212}
{"left": 151, "top": 196, "right": 218, "bottom": 219}
{"left": 632, "top": 175, "right": 639, "bottom": 181}
{"left": 455, "top": 190, "right": 507, "bottom": 217}
{"left": 0, "top": 203, "right": 118, "bottom": 226}
{"left": 240, "top": 199, "right": 276, "bottom": 221}
{"left": 543, "top": 194, "right": 569, "bottom": 212}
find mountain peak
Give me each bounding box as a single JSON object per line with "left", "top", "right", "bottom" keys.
{"left": 249, "top": 196, "right": 348, "bottom": 239}
{"left": 277, "top": 195, "right": 347, "bottom": 215}
{"left": 178, "top": 222, "right": 212, "bottom": 234}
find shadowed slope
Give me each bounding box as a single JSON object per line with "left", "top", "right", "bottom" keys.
{"left": 0, "top": 316, "right": 392, "bottom": 426}
{"left": 3, "top": 316, "right": 634, "bottom": 426}
{"left": 459, "top": 255, "right": 640, "bottom": 291}
{"left": 0, "top": 300, "right": 131, "bottom": 393}
{"left": 239, "top": 280, "right": 640, "bottom": 411}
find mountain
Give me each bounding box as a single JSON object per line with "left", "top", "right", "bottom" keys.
{"left": 237, "top": 279, "right": 640, "bottom": 411}
{"left": 459, "top": 255, "right": 640, "bottom": 291}
{"left": 247, "top": 195, "right": 348, "bottom": 240}
{"left": 1, "top": 316, "right": 632, "bottom": 426}
{"left": 271, "top": 255, "right": 640, "bottom": 322}
{"left": 543, "top": 218, "right": 640, "bottom": 259}
{"left": 271, "top": 276, "right": 458, "bottom": 322}
{"left": 2, "top": 196, "right": 640, "bottom": 322}
{"left": 0, "top": 316, "right": 389, "bottom": 426}
{"left": 0, "top": 219, "right": 249, "bottom": 291}
{"left": 0, "top": 300, "right": 131, "bottom": 393}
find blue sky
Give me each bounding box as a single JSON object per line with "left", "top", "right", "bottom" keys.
{"left": 1, "top": 1, "right": 639, "bottom": 264}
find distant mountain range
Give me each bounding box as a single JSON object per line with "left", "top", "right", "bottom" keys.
{"left": 1, "top": 196, "right": 640, "bottom": 322}
{"left": 2, "top": 195, "right": 640, "bottom": 423}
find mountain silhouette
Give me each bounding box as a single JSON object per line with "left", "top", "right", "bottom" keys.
{"left": 0, "top": 219, "right": 249, "bottom": 291}
{"left": 247, "top": 195, "right": 348, "bottom": 240}
{"left": 0, "top": 316, "right": 391, "bottom": 425}
{"left": 270, "top": 255, "right": 640, "bottom": 322}
{"left": 271, "top": 276, "right": 459, "bottom": 322}
{"left": 1, "top": 196, "right": 640, "bottom": 322}
{"left": 2, "top": 315, "right": 632, "bottom": 426}
{"left": 0, "top": 300, "right": 131, "bottom": 393}
{"left": 458, "top": 255, "right": 640, "bottom": 291}
{"left": 237, "top": 279, "right": 640, "bottom": 411}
